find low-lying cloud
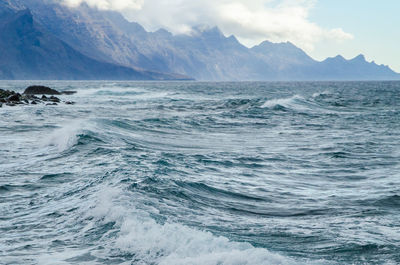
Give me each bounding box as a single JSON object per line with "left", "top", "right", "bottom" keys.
{"left": 61, "top": 0, "right": 353, "bottom": 51}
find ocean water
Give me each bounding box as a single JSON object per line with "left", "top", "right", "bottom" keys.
{"left": 0, "top": 81, "right": 399, "bottom": 265}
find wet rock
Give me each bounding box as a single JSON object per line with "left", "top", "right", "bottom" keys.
{"left": 7, "top": 93, "right": 21, "bottom": 102}
{"left": 49, "top": 96, "right": 60, "bottom": 103}
{"left": 24, "top": 86, "right": 61, "bottom": 95}
{"left": 0, "top": 88, "right": 75, "bottom": 107}
{"left": 0, "top": 89, "right": 13, "bottom": 99}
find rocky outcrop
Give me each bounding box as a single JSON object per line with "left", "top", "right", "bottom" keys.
{"left": 23, "top": 85, "right": 61, "bottom": 95}
{"left": 0, "top": 86, "right": 75, "bottom": 107}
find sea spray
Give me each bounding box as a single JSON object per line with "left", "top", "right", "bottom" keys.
{"left": 42, "top": 120, "right": 87, "bottom": 152}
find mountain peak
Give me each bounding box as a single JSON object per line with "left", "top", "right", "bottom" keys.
{"left": 255, "top": 40, "right": 273, "bottom": 48}
{"left": 328, "top": 55, "right": 346, "bottom": 62}
{"left": 351, "top": 54, "right": 366, "bottom": 61}
{"left": 192, "top": 25, "right": 224, "bottom": 37}
{"left": 254, "top": 40, "right": 300, "bottom": 51}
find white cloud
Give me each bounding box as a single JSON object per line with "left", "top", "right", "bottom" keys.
{"left": 62, "top": 0, "right": 143, "bottom": 10}
{"left": 61, "top": 0, "right": 353, "bottom": 51}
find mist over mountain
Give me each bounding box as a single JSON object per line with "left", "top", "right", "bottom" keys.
{"left": 1, "top": 0, "right": 399, "bottom": 81}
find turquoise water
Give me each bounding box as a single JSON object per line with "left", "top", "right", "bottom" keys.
{"left": 1, "top": 81, "right": 399, "bottom": 264}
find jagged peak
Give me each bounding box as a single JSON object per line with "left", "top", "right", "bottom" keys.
{"left": 252, "top": 40, "right": 305, "bottom": 53}
{"left": 253, "top": 40, "right": 299, "bottom": 50}
{"left": 325, "top": 55, "right": 346, "bottom": 62}
{"left": 253, "top": 40, "right": 273, "bottom": 48}
{"left": 227, "top": 35, "right": 239, "bottom": 43}
{"left": 351, "top": 54, "right": 366, "bottom": 61}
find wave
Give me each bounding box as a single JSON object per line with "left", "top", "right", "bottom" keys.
{"left": 40, "top": 173, "right": 74, "bottom": 183}
{"left": 83, "top": 187, "right": 308, "bottom": 265}
{"left": 174, "top": 181, "right": 266, "bottom": 202}
{"left": 261, "top": 95, "right": 306, "bottom": 110}
{"left": 312, "top": 91, "right": 332, "bottom": 99}
{"left": 42, "top": 121, "right": 84, "bottom": 152}
{"left": 260, "top": 93, "right": 349, "bottom": 114}
{"left": 373, "top": 195, "right": 400, "bottom": 208}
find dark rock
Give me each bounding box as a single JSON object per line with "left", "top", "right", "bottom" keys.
{"left": 0, "top": 87, "right": 75, "bottom": 108}
{"left": 7, "top": 93, "right": 21, "bottom": 102}
{"left": 49, "top": 96, "right": 60, "bottom": 103}
{"left": 0, "top": 89, "right": 14, "bottom": 99}
{"left": 24, "top": 86, "right": 61, "bottom": 95}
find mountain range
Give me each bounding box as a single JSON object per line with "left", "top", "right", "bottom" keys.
{"left": 0, "top": 0, "right": 399, "bottom": 81}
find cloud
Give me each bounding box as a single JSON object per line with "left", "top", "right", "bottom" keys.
{"left": 62, "top": 0, "right": 143, "bottom": 10}
{"left": 61, "top": 0, "right": 353, "bottom": 51}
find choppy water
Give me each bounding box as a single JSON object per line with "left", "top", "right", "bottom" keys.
{"left": 1, "top": 81, "right": 400, "bottom": 265}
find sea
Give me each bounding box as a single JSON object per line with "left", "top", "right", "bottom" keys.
{"left": 0, "top": 81, "right": 399, "bottom": 265}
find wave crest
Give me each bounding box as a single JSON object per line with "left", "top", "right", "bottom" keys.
{"left": 261, "top": 95, "right": 305, "bottom": 110}
{"left": 87, "top": 187, "right": 302, "bottom": 265}
{"left": 41, "top": 120, "right": 85, "bottom": 152}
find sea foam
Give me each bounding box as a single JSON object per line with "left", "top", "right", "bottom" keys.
{"left": 42, "top": 120, "right": 85, "bottom": 152}
{"left": 261, "top": 95, "right": 305, "bottom": 109}
{"left": 85, "top": 187, "right": 313, "bottom": 265}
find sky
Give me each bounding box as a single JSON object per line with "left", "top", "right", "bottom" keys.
{"left": 61, "top": 0, "right": 400, "bottom": 72}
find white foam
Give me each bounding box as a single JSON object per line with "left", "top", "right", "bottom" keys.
{"left": 117, "top": 219, "right": 294, "bottom": 265}
{"left": 42, "top": 120, "right": 84, "bottom": 152}
{"left": 85, "top": 187, "right": 310, "bottom": 265}
{"left": 261, "top": 95, "right": 304, "bottom": 109}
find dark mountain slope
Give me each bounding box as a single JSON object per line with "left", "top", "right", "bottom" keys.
{"left": 0, "top": 3, "right": 191, "bottom": 80}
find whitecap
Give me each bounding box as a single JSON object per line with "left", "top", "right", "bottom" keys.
{"left": 261, "top": 95, "right": 305, "bottom": 109}
{"left": 41, "top": 120, "right": 85, "bottom": 152}
{"left": 83, "top": 187, "right": 321, "bottom": 265}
